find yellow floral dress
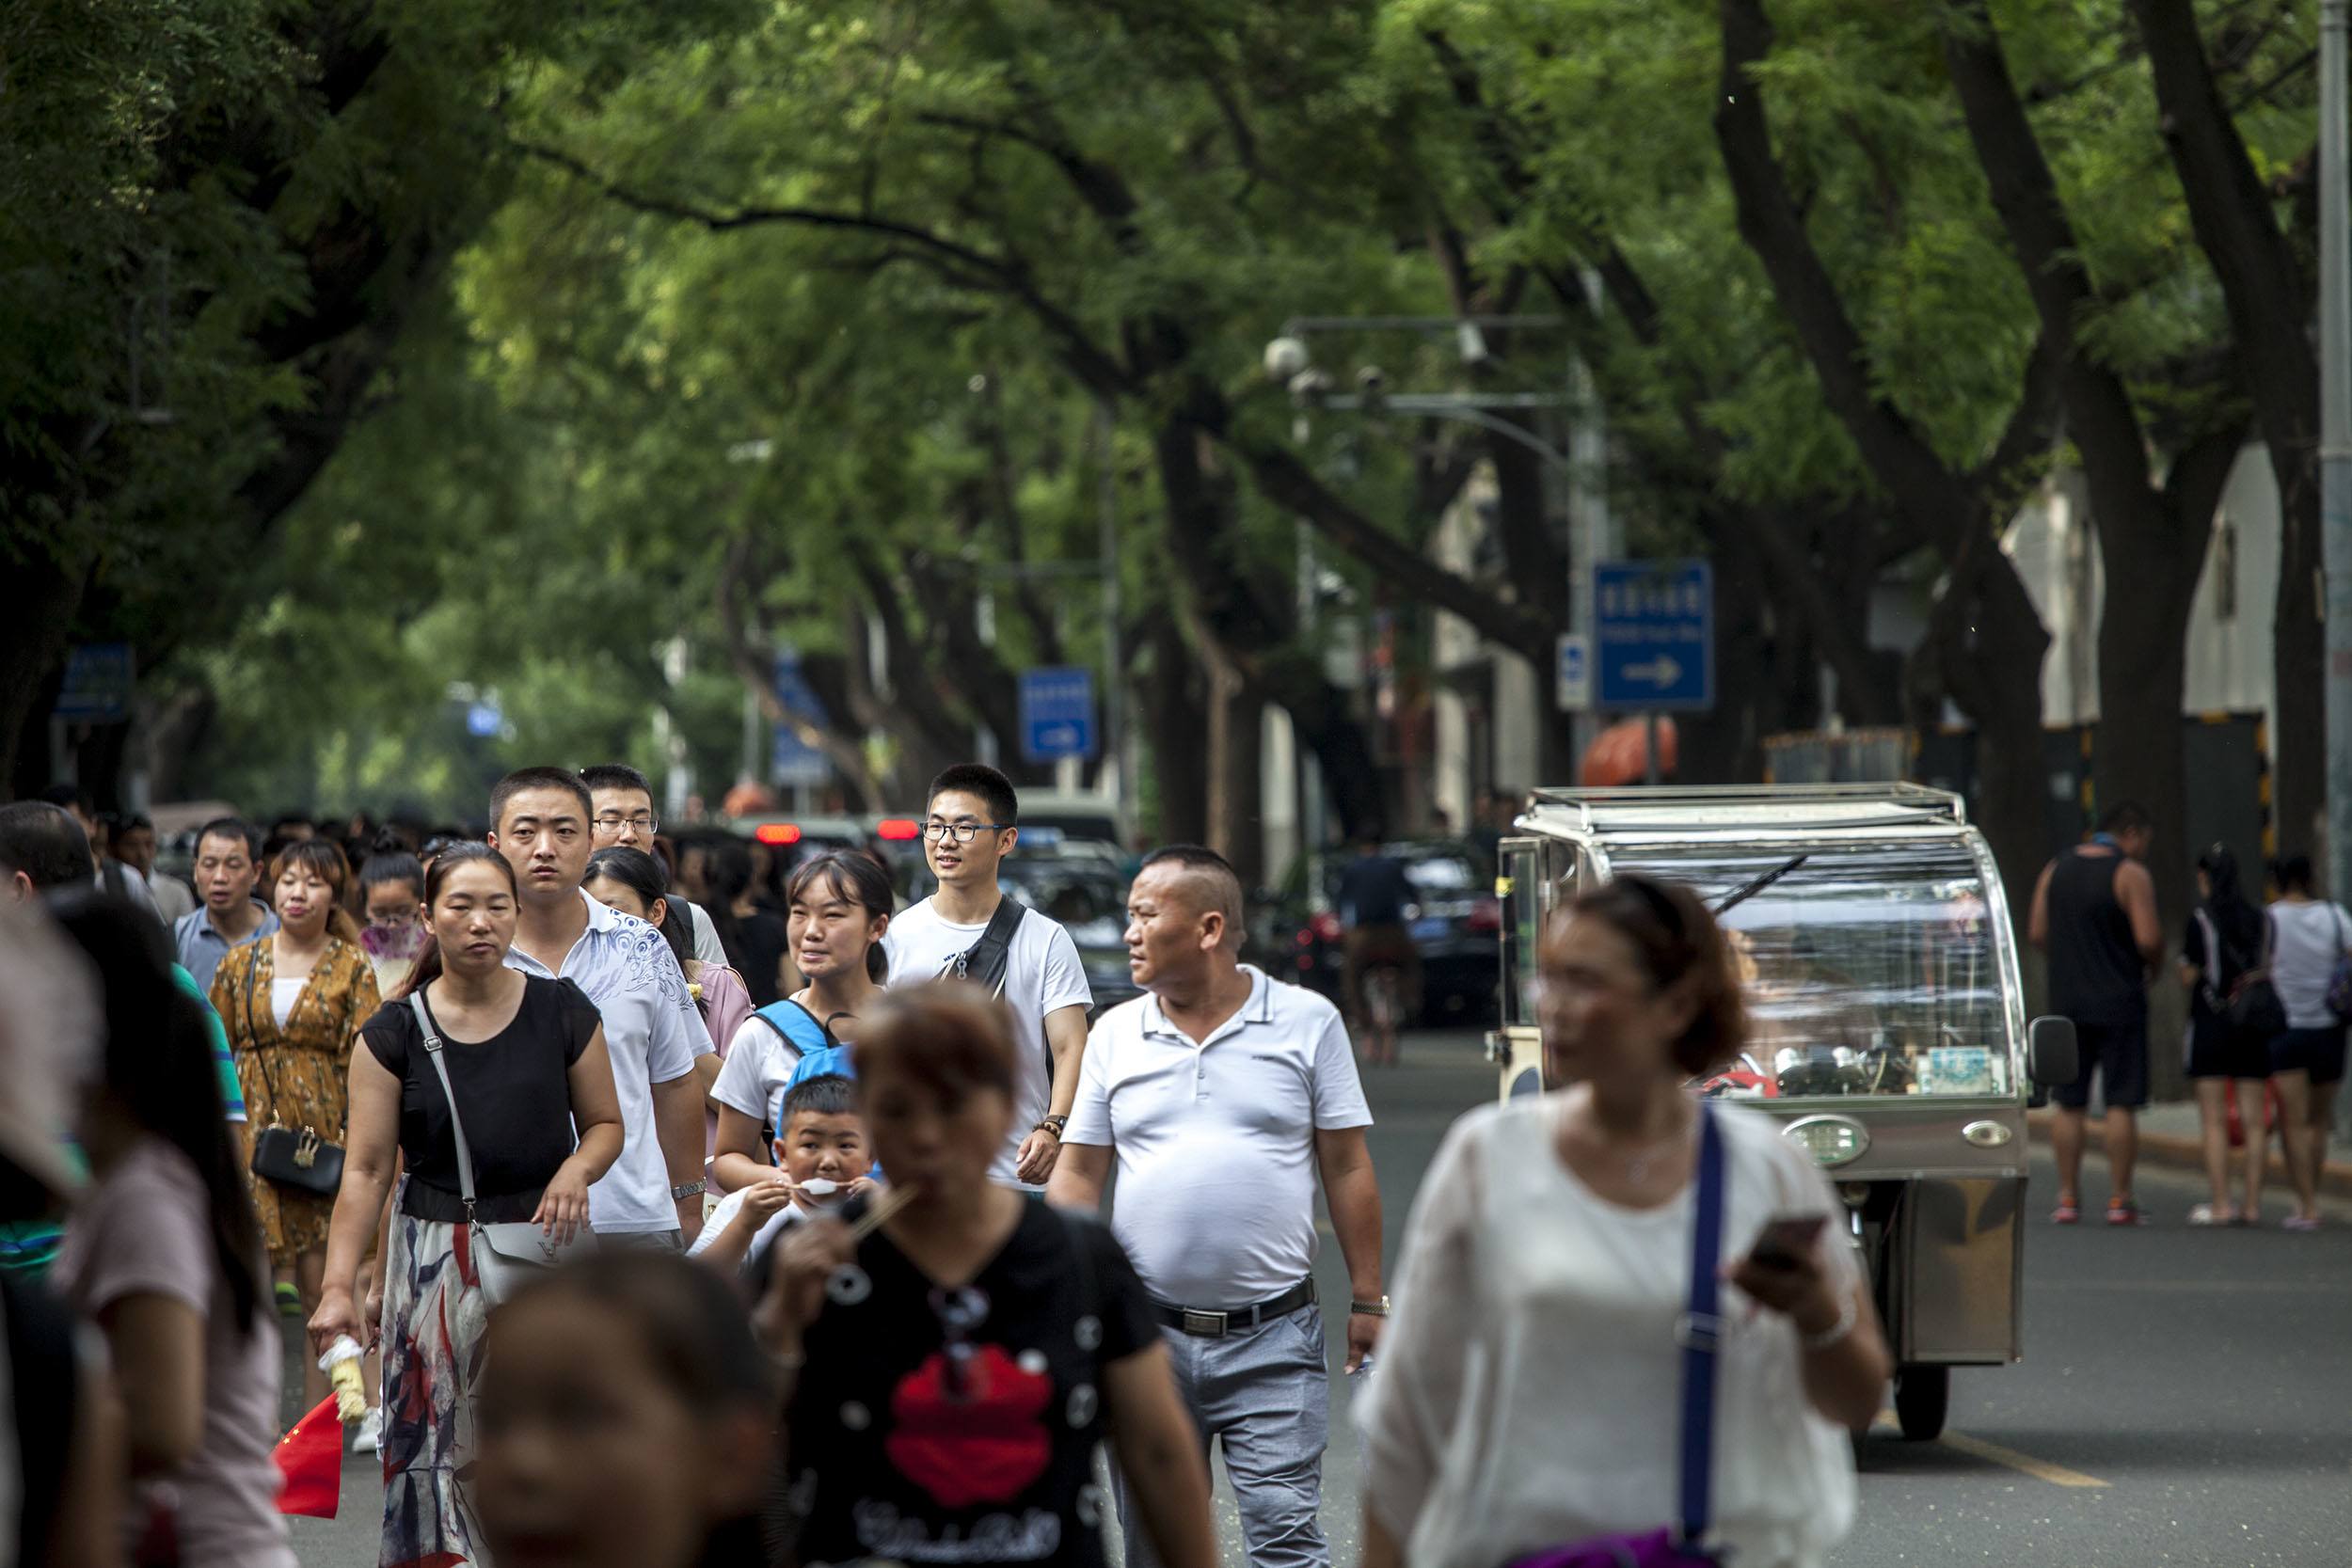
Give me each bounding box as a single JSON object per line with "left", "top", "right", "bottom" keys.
{"left": 211, "top": 937, "right": 382, "bottom": 1259}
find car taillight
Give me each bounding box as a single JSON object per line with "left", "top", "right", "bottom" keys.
{"left": 1467, "top": 895, "right": 1502, "bottom": 934}
{"left": 875, "top": 818, "right": 921, "bottom": 841}
{"left": 1310, "top": 911, "right": 1343, "bottom": 943}
{"left": 754, "top": 823, "right": 803, "bottom": 846}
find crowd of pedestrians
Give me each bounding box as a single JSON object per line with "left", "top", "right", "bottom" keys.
{"left": 40, "top": 761, "right": 2352, "bottom": 1567}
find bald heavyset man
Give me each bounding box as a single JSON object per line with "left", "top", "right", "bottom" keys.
{"left": 1050, "top": 844, "right": 1387, "bottom": 1568}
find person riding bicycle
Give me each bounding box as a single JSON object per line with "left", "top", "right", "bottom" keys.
{"left": 1338, "top": 832, "right": 1421, "bottom": 1064}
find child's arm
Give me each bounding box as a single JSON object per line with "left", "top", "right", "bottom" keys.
{"left": 693, "top": 1182, "right": 790, "bottom": 1275}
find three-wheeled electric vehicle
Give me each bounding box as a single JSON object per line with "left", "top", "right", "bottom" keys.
{"left": 1486, "top": 784, "right": 2078, "bottom": 1439}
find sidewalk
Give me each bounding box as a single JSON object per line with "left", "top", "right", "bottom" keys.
{"left": 2026, "top": 1100, "right": 2352, "bottom": 1199}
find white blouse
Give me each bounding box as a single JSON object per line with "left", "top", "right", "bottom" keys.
{"left": 1356, "top": 1096, "right": 1860, "bottom": 1568}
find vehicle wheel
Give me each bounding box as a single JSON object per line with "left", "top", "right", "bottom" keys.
{"left": 1894, "top": 1364, "right": 1948, "bottom": 1442}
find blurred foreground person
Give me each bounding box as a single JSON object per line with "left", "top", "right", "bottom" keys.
{"left": 0, "top": 894, "right": 115, "bottom": 1567}
{"left": 1357, "top": 876, "right": 1886, "bottom": 1568}
{"left": 52, "top": 894, "right": 296, "bottom": 1568}
{"left": 756, "top": 984, "right": 1216, "bottom": 1568}
{"left": 312, "top": 843, "right": 625, "bottom": 1568}
{"left": 474, "top": 1251, "right": 773, "bottom": 1568}
{"left": 211, "top": 837, "right": 381, "bottom": 1407}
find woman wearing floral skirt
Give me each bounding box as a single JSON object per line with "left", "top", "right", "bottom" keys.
{"left": 310, "top": 843, "right": 624, "bottom": 1566}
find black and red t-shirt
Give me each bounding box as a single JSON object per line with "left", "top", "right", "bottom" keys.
{"left": 781, "top": 1200, "right": 1157, "bottom": 1568}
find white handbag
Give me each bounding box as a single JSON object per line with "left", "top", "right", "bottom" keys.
{"left": 408, "top": 990, "right": 594, "bottom": 1304}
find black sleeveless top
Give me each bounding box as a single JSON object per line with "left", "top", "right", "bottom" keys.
{"left": 2046, "top": 847, "right": 2146, "bottom": 1024}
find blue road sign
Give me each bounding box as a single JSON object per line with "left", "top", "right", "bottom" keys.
{"left": 1594, "top": 560, "right": 1714, "bottom": 711}
{"left": 772, "top": 649, "right": 834, "bottom": 786}
{"left": 1020, "top": 667, "right": 1097, "bottom": 762}
{"left": 55, "top": 643, "right": 134, "bottom": 723}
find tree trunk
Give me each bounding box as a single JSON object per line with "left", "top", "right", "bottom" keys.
{"left": 1206, "top": 662, "right": 1265, "bottom": 886}
{"left": 0, "top": 546, "right": 92, "bottom": 797}
{"left": 1139, "top": 608, "right": 1209, "bottom": 845}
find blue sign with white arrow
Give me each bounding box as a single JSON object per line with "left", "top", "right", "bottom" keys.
{"left": 1020, "top": 667, "right": 1097, "bottom": 762}
{"left": 1594, "top": 560, "right": 1714, "bottom": 711}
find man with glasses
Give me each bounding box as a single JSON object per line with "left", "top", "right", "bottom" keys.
{"left": 580, "top": 764, "right": 727, "bottom": 967}
{"left": 884, "top": 763, "right": 1092, "bottom": 1191}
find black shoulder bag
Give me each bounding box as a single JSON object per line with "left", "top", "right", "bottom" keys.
{"left": 243, "top": 953, "right": 345, "bottom": 1197}
{"left": 941, "top": 895, "right": 1028, "bottom": 998}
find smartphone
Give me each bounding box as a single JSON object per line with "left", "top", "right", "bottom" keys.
{"left": 1747, "top": 1212, "right": 1828, "bottom": 1272}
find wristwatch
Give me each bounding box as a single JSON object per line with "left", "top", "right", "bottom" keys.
{"left": 671, "top": 1179, "right": 707, "bottom": 1201}
{"left": 1350, "top": 1295, "right": 1391, "bottom": 1317}
{"left": 1035, "top": 1115, "right": 1070, "bottom": 1138}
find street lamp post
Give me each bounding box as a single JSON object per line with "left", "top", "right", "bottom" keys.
{"left": 2322, "top": 0, "right": 2352, "bottom": 903}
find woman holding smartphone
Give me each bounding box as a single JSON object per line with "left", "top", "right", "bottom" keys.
{"left": 1356, "top": 875, "right": 1888, "bottom": 1568}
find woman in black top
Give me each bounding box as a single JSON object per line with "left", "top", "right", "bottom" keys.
{"left": 757, "top": 984, "right": 1215, "bottom": 1568}
{"left": 310, "top": 843, "right": 626, "bottom": 1568}
{"left": 2180, "top": 843, "right": 2271, "bottom": 1226}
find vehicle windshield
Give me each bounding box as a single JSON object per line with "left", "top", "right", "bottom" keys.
{"left": 1605, "top": 839, "right": 2012, "bottom": 1101}
{"left": 1000, "top": 865, "right": 1128, "bottom": 947}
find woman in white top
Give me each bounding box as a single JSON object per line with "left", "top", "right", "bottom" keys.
{"left": 2263, "top": 853, "right": 2352, "bottom": 1229}
{"left": 1358, "top": 874, "right": 1889, "bottom": 1568}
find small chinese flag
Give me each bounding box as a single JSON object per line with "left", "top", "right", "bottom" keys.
{"left": 274, "top": 1395, "right": 343, "bottom": 1518}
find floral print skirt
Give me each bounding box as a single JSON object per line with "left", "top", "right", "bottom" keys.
{"left": 378, "top": 1203, "right": 493, "bottom": 1568}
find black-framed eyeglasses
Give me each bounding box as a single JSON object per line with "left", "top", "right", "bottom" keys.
{"left": 922, "top": 821, "right": 1009, "bottom": 845}
{"left": 594, "top": 811, "right": 659, "bottom": 835}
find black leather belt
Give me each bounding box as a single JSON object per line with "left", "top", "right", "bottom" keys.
{"left": 1152, "top": 1279, "right": 1315, "bottom": 1338}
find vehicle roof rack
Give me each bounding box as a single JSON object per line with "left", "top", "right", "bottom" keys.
{"left": 1518, "top": 783, "right": 1966, "bottom": 834}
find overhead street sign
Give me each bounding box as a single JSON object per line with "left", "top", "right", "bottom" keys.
{"left": 1555, "top": 632, "right": 1592, "bottom": 712}
{"left": 1020, "top": 667, "right": 1098, "bottom": 762}
{"left": 1594, "top": 560, "right": 1714, "bottom": 711}
{"left": 772, "top": 649, "right": 834, "bottom": 786}
{"left": 55, "top": 643, "right": 134, "bottom": 723}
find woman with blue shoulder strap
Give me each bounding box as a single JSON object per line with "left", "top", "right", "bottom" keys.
{"left": 710, "top": 850, "right": 893, "bottom": 1194}
{"left": 1358, "top": 874, "right": 1890, "bottom": 1568}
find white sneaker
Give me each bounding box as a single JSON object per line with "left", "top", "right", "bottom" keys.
{"left": 352, "top": 1406, "right": 383, "bottom": 1454}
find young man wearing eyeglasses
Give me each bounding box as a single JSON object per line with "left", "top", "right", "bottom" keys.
{"left": 580, "top": 763, "right": 727, "bottom": 968}
{"left": 884, "top": 762, "right": 1093, "bottom": 1191}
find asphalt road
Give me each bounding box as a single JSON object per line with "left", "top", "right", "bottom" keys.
{"left": 283, "top": 1028, "right": 2352, "bottom": 1566}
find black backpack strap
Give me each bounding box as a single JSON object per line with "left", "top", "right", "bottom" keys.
{"left": 945, "top": 896, "right": 1028, "bottom": 997}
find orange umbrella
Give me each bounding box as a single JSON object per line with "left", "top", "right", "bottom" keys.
{"left": 1579, "top": 717, "right": 1679, "bottom": 786}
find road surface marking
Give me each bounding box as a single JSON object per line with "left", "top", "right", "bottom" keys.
{"left": 1872, "top": 1416, "right": 2109, "bottom": 1488}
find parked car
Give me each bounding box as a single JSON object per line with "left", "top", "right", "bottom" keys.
{"left": 1254, "top": 839, "right": 1501, "bottom": 1024}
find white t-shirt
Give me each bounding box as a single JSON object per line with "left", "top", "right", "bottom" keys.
{"left": 883, "top": 895, "right": 1091, "bottom": 1187}
{"left": 507, "top": 891, "right": 706, "bottom": 1234}
{"left": 1357, "top": 1097, "right": 1860, "bottom": 1568}
{"left": 711, "top": 1005, "right": 829, "bottom": 1146}
{"left": 1065, "top": 965, "right": 1372, "bottom": 1304}
{"left": 685, "top": 1186, "right": 805, "bottom": 1268}
{"left": 2266, "top": 899, "right": 2352, "bottom": 1029}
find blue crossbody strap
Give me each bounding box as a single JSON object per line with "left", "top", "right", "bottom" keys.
{"left": 1677, "top": 1103, "right": 1727, "bottom": 1546}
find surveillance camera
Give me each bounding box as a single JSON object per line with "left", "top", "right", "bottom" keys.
{"left": 1456, "top": 321, "right": 1490, "bottom": 366}
{"left": 1288, "top": 367, "right": 1334, "bottom": 406}
{"left": 1356, "top": 365, "right": 1387, "bottom": 393}
{"left": 1263, "top": 337, "right": 1311, "bottom": 382}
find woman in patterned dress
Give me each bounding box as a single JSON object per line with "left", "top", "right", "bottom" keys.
{"left": 311, "top": 843, "right": 624, "bottom": 1568}
{"left": 211, "top": 836, "right": 380, "bottom": 1407}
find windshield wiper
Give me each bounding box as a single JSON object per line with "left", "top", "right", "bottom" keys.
{"left": 1711, "top": 854, "right": 1809, "bottom": 917}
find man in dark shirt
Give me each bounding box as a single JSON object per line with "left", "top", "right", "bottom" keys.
{"left": 1336, "top": 833, "right": 1420, "bottom": 1063}
{"left": 2028, "top": 802, "right": 2164, "bottom": 1227}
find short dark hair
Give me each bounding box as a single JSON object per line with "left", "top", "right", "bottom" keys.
{"left": 0, "top": 801, "right": 94, "bottom": 891}
{"left": 195, "top": 817, "right": 261, "bottom": 861}
{"left": 580, "top": 764, "right": 655, "bottom": 800}
{"left": 359, "top": 851, "right": 425, "bottom": 898}
{"left": 2097, "top": 801, "right": 2153, "bottom": 837}
{"left": 490, "top": 767, "right": 594, "bottom": 833}
{"left": 1139, "top": 843, "right": 1247, "bottom": 936}
{"left": 783, "top": 1073, "right": 859, "bottom": 1123}
{"left": 927, "top": 763, "right": 1018, "bottom": 829}
{"left": 489, "top": 1249, "right": 775, "bottom": 1418}
{"left": 2275, "top": 852, "right": 2318, "bottom": 895}
{"left": 37, "top": 783, "right": 91, "bottom": 816}
{"left": 1548, "top": 873, "right": 1748, "bottom": 1078}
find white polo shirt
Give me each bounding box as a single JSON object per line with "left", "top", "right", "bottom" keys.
{"left": 1065, "top": 963, "right": 1371, "bottom": 1307}
{"left": 507, "top": 890, "right": 705, "bottom": 1234}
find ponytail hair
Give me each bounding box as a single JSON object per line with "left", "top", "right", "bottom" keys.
{"left": 396, "top": 842, "right": 518, "bottom": 1000}
{"left": 269, "top": 837, "right": 364, "bottom": 948}
{"left": 786, "top": 849, "right": 897, "bottom": 983}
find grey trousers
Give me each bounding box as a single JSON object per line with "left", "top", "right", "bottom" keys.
{"left": 1116, "top": 1302, "right": 1331, "bottom": 1568}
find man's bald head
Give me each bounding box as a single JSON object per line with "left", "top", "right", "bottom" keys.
{"left": 1136, "top": 844, "right": 1246, "bottom": 951}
